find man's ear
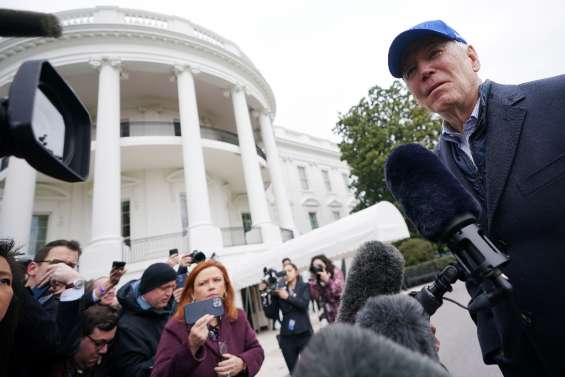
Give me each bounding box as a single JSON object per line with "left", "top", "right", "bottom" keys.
{"left": 27, "top": 261, "right": 38, "bottom": 277}
{"left": 467, "top": 45, "right": 481, "bottom": 72}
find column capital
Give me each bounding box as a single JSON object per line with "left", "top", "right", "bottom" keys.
{"left": 88, "top": 57, "right": 122, "bottom": 71}
{"left": 225, "top": 82, "right": 246, "bottom": 98}
{"left": 171, "top": 64, "right": 200, "bottom": 79}
{"left": 258, "top": 109, "right": 274, "bottom": 122}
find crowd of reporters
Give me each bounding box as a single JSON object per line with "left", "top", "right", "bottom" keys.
{"left": 0, "top": 233, "right": 459, "bottom": 377}
{"left": 0, "top": 239, "right": 264, "bottom": 377}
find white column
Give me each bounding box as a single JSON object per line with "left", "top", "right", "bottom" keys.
{"left": 82, "top": 58, "right": 122, "bottom": 278}
{"left": 230, "top": 85, "right": 281, "bottom": 244}
{"left": 0, "top": 157, "right": 37, "bottom": 253}
{"left": 258, "top": 111, "right": 297, "bottom": 237}
{"left": 174, "top": 65, "right": 222, "bottom": 253}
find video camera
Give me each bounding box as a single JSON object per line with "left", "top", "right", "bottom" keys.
{"left": 0, "top": 10, "right": 91, "bottom": 182}
{"left": 188, "top": 250, "right": 206, "bottom": 264}
{"left": 261, "top": 267, "right": 287, "bottom": 294}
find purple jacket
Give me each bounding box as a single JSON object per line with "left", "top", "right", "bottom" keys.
{"left": 308, "top": 267, "right": 344, "bottom": 323}
{"left": 150, "top": 309, "right": 264, "bottom": 377}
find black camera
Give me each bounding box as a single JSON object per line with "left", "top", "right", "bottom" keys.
{"left": 0, "top": 11, "right": 91, "bottom": 182}
{"left": 188, "top": 250, "right": 206, "bottom": 264}
{"left": 312, "top": 265, "right": 325, "bottom": 274}
{"left": 0, "top": 60, "right": 91, "bottom": 182}
{"left": 261, "top": 267, "right": 287, "bottom": 293}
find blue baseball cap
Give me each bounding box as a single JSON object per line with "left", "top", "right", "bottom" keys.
{"left": 388, "top": 20, "right": 466, "bottom": 78}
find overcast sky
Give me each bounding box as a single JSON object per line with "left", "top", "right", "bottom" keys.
{"left": 3, "top": 0, "right": 565, "bottom": 141}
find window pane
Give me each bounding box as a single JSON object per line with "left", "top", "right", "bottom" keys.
{"left": 122, "top": 200, "right": 131, "bottom": 246}
{"left": 342, "top": 173, "right": 349, "bottom": 190}
{"left": 29, "top": 214, "right": 49, "bottom": 256}
{"left": 242, "top": 212, "right": 252, "bottom": 232}
{"left": 298, "top": 166, "right": 309, "bottom": 190}
{"left": 120, "top": 120, "right": 130, "bottom": 137}
{"left": 322, "top": 170, "right": 332, "bottom": 191}
{"left": 332, "top": 211, "right": 341, "bottom": 220}
{"left": 174, "top": 120, "right": 182, "bottom": 137}
{"left": 308, "top": 212, "right": 319, "bottom": 229}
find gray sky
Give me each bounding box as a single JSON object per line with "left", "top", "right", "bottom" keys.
{"left": 3, "top": 0, "right": 564, "bottom": 141}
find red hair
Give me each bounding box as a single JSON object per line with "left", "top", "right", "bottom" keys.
{"left": 173, "top": 260, "right": 238, "bottom": 322}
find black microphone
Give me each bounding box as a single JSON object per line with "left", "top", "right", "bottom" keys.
{"left": 356, "top": 294, "right": 439, "bottom": 361}
{"left": 292, "top": 324, "right": 451, "bottom": 377}
{"left": 337, "top": 241, "right": 404, "bottom": 324}
{"left": 0, "top": 9, "right": 62, "bottom": 38}
{"left": 385, "top": 144, "right": 511, "bottom": 312}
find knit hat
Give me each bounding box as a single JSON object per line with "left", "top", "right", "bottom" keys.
{"left": 138, "top": 263, "right": 177, "bottom": 295}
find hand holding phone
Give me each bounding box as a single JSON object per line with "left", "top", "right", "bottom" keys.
{"left": 184, "top": 297, "right": 224, "bottom": 325}
{"left": 112, "top": 261, "right": 126, "bottom": 270}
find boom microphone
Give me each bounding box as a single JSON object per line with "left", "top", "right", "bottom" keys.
{"left": 356, "top": 294, "right": 439, "bottom": 361}
{"left": 0, "top": 9, "right": 62, "bottom": 38}
{"left": 384, "top": 144, "right": 511, "bottom": 312}
{"left": 292, "top": 324, "right": 451, "bottom": 377}
{"left": 337, "top": 241, "right": 404, "bottom": 324}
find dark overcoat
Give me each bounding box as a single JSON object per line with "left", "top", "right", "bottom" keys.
{"left": 437, "top": 75, "right": 565, "bottom": 377}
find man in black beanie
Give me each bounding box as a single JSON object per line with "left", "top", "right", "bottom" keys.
{"left": 111, "top": 263, "right": 177, "bottom": 377}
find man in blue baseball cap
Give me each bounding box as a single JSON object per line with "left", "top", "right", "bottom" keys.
{"left": 388, "top": 20, "right": 565, "bottom": 377}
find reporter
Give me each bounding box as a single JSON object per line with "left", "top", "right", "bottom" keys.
{"left": 151, "top": 260, "right": 264, "bottom": 377}
{"left": 262, "top": 263, "right": 312, "bottom": 373}
{"left": 308, "top": 254, "right": 344, "bottom": 324}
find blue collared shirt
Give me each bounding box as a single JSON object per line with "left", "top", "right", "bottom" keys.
{"left": 441, "top": 99, "right": 481, "bottom": 167}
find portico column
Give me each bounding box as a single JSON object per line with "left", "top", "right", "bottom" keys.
{"left": 174, "top": 65, "right": 222, "bottom": 253}
{"left": 258, "top": 111, "right": 297, "bottom": 237}
{"left": 82, "top": 58, "right": 122, "bottom": 277}
{"left": 230, "top": 85, "right": 281, "bottom": 244}
{"left": 0, "top": 157, "right": 37, "bottom": 253}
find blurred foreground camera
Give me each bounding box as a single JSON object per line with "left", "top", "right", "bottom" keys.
{"left": 0, "top": 60, "right": 91, "bottom": 182}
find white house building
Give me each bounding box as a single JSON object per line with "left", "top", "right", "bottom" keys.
{"left": 0, "top": 7, "right": 408, "bottom": 316}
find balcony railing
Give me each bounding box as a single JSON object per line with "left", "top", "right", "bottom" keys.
{"left": 122, "top": 231, "right": 189, "bottom": 263}
{"left": 92, "top": 122, "right": 266, "bottom": 160}
{"left": 122, "top": 226, "right": 265, "bottom": 263}
{"left": 56, "top": 7, "right": 244, "bottom": 58}
{"left": 222, "top": 227, "right": 263, "bottom": 247}
{"left": 280, "top": 228, "right": 295, "bottom": 242}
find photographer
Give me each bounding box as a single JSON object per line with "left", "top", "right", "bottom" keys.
{"left": 260, "top": 263, "right": 312, "bottom": 373}
{"left": 308, "top": 254, "right": 344, "bottom": 324}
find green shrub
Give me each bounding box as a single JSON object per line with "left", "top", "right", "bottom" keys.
{"left": 397, "top": 238, "right": 437, "bottom": 267}
{"left": 403, "top": 255, "right": 457, "bottom": 288}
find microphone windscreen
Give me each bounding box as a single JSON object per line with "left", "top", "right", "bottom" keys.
{"left": 293, "top": 324, "right": 451, "bottom": 377}
{"left": 0, "top": 9, "right": 62, "bottom": 38}
{"left": 337, "top": 241, "right": 404, "bottom": 324}
{"left": 356, "top": 294, "right": 439, "bottom": 361}
{"left": 384, "top": 143, "right": 481, "bottom": 242}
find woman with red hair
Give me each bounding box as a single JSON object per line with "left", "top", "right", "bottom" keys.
{"left": 151, "top": 260, "right": 264, "bottom": 377}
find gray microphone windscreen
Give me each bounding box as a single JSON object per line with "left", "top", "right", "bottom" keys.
{"left": 337, "top": 241, "right": 404, "bottom": 324}
{"left": 293, "top": 324, "right": 451, "bottom": 377}
{"left": 356, "top": 294, "right": 439, "bottom": 361}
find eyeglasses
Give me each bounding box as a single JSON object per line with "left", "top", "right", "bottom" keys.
{"left": 87, "top": 335, "right": 113, "bottom": 350}
{"left": 38, "top": 259, "right": 78, "bottom": 270}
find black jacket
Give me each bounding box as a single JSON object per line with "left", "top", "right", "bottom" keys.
{"left": 437, "top": 76, "right": 565, "bottom": 377}
{"left": 111, "top": 280, "right": 175, "bottom": 377}
{"left": 263, "top": 280, "right": 312, "bottom": 337}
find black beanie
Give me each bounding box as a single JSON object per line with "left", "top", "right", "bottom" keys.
{"left": 138, "top": 263, "right": 177, "bottom": 295}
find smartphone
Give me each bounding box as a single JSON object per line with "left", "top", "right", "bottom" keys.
{"left": 184, "top": 297, "right": 224, "bottom": 325}
{"left": 169, "top": 248, "right": 179, "bottom": 256}
{"left": 112, "top": 261, "right": 126, "bottom": 270}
